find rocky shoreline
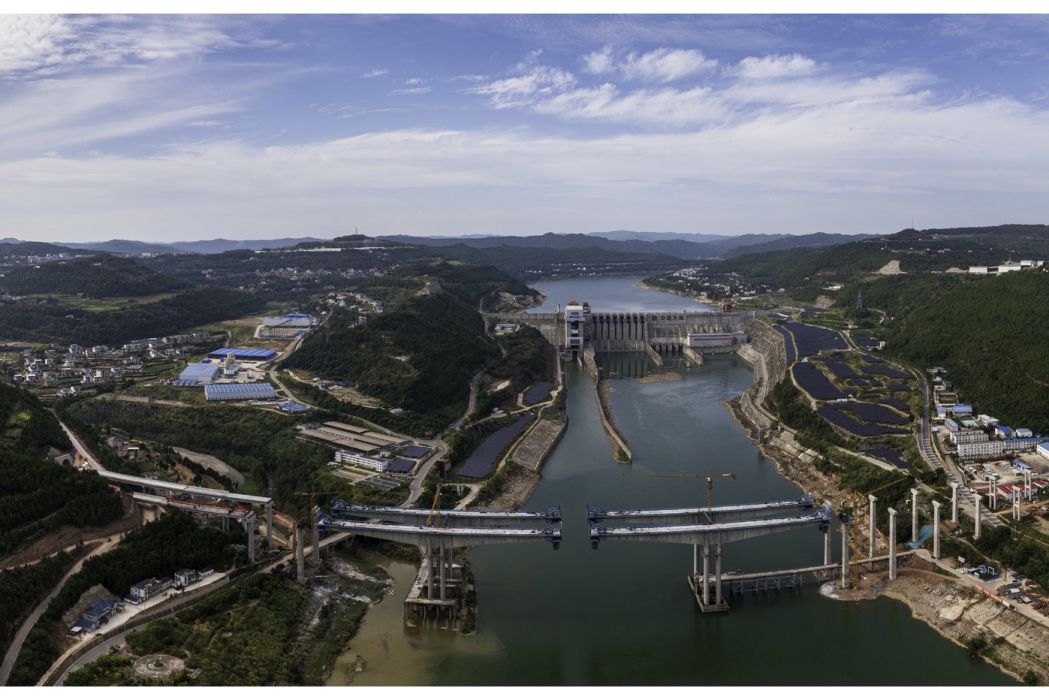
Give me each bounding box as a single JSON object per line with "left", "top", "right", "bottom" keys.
{"left": 729, "top": 329, "right": 1045, "bottom": 684}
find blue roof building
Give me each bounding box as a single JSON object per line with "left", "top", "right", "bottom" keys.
{"left": 178, "top": 362, "right": 222, "bottom": 385}
{"left": 208, "top": 347, "right": 278, "bottom": 361}
{"left": 952, "top": 403, "right": 973, "bottom": 416}
{"left": 205, "top": 383, "right": 277, "bottom": 401}
{"left": 73, "top": 599, "right": 120, "bottom": 633}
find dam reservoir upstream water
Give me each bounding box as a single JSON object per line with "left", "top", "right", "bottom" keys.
{"left": 330, "top": 277, "right": 1010, "bottom": 686}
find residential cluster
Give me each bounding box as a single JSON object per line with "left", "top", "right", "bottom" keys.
{"left": 8, "top": 332, "right": 214, "bottom": 390}
{"left": 69, "top": 567, "right": 216, "bottom": 635}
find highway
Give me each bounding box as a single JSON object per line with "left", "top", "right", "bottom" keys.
{"left": 58, "top": 418, "right": 102, "bottom": 472}
{"left": 0, "top": 538, "right": 121, "bottom": 685}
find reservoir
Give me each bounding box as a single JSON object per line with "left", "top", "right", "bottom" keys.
{"left": 332, "top": 276, "right": 1010, "bottom": 686}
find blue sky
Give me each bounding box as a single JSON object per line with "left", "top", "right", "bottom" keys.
{"left": 2, "top": 14, "right": 1049, "bottom": 241}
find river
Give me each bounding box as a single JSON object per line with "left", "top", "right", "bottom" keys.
{"left": 330, "top": 276, "right": 1010, "bottom": 686}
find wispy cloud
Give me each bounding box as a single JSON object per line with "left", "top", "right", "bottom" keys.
{"left": 736, "top": 53, "right": 817, "bottom": 80}
{"left": 583, "top": 46, "right": 718, "bottom": 83}
{"left": 361, "top": 67, "right": 388, "bottom": 78}
{"left": 0, "top": 15, "right": 265, "bottom": 78}
{"left": 467, "top": 64, "right": 576, "bottom": 108}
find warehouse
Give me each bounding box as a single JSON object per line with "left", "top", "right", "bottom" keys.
{"left": 260, "top": 313, "right": 318, "bottom": 338}
{"left": 208, "top": 347, "right": 278, "bottom": 361}
{"left": 204, "top": 383, "right": 277, "bottom": 401}
{"left": 177, "top": 361, "right": 222, "bottom": 385}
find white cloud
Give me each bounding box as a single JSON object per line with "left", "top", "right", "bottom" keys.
{"left": 619, "top": 48, "right": 718, "bottom": 83}
{"left": 533, "top": 84, "right": 726, "bottom": 126}
{"left": 736, "top": 53, "right": 818, "bottom": 80}
{"left": 582, "top": 46, "right": 717, "bottom": 83}
{"left": 0, "top": 15, "right": 251, "bottom": 77}
{"left": 391, "top": 86, "right": 432, "bottom": 95}
{"left": 583, "top": 46, "right": 614, "bottom": 74}
{"left": 5, "top": 92, "right": 1049, "bottom": 239}
{"left": 467, "top": 66, "right": 576, "bottom": 108}
{"left": 405, "top": 77, "right": 424, "bottom": 85}
{"left": 361, "top": 68, "right": 388, "bottom": 78}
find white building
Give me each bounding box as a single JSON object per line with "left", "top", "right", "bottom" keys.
{"left": 1037, "top": 443, "right": 1049, "bottom": 461}
{"left": 335, "top": 450, "right": 389, "bottom": 471}
{"left": 564, "top": 303, "right": 585, "bottom": 356}
{"left": 957, "top": 441, "right": 1005, "bottom": 461}
{"left": 1015, "top": 427, "right": 1034, "bottom": 438}
{"left": 953, "top": 430, "right": 987, "bottom": 445}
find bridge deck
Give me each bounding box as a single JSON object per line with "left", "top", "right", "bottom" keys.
{"left": 100, "top": 470, "right": 272, "bottom": 506}
{"left": 318, "top": 514, "right": 562, "bottom": 548}
{"left": 589, "top": 495, "right": 814, "bottom": 524}
{"left": 330, "top": 501, "right": 561, "bottom": 527}
{"left": 591, "top": 506, "right": 831, "bottom": 546}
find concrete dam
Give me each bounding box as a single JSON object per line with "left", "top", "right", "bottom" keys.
{"left": 485, "top": 303, "right": 761, "bottom": 362}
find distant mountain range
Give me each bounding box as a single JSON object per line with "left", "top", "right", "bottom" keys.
{"left": 381, "top": 231, "right": 875, "bottom": 260}
{"left": 55, "top": 237, "right": 330, "bottom": 255}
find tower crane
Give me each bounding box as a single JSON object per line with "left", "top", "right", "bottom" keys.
{"left": 627, "top": 471, "right": 737, "bottom": 509}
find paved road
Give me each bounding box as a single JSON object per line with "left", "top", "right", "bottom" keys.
{"left": 58, "top": 418, "right": 102, "bottom": 472}
{"left": 0, "top": 538, "right": 121, "bottom": 685}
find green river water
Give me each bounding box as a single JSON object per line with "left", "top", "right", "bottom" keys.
{"left": 329, "top": 277, "right": 1011, "bottom": 686}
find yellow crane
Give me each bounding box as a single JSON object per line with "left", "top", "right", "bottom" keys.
{"left": 628, "top": 471, "right": 737, "bottom": 509}
{"left": 426, "top": 480, "right": 443, "bottom": 528}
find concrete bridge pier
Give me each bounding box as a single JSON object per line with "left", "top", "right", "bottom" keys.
{"left": 932, "top": 501, "right": 941, "bottom": 560}
{"left": 951, "top": 483, "right": 959, "bottom": 523}
{"left": 888, "top": 508, "right": 898, "bottom": 581}
{"left": 439, "top": 546, "right": 447, "bottom": 600}
{"left": 990, "top": 475, "right": 998, "bottom": 510}
{"left": 975, "top": 497, "right": 982, "bottom": 540}
{"left": 245, "top": 515, "right": 256, "bottom": 564}
{"left": 295, "top": 524, "right": 306, "bottom": 583}
{"left": 266, "top": 503, "right": 273, "bottom": 548}
{"left": 823, "top": 528, "right": 831, "bottom": 566}
{"left": 840, "top": 519, "right": 850, "bottom": 588}
{"left": 701, "top": 545, "right": 710, "bottom": 607}
{"left": 426, "top": 546, "right": 435, "bottom": 597}
{"left": 311, "top": 506, "right": 321, "bottom": 566}
{"left": 868, "top": 494, "right": 878, "bottom": 566}
{"left": 910, "top": 489, "right": 919, "bottom": 544}
{"left": 715, "top": 544, "right": 724, "bottom": 608}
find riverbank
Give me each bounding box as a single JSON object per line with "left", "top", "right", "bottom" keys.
{"left": 595, "top": 378, "right": 631, "bottom": 463}
{"left": 638, "top": 280, "right": 717, "bottom": 306}
{"left": 729, "top": 327, "right": 1042, "bottom": 685}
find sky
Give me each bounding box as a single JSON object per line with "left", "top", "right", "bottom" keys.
{"left": 2, "top": 13, "right": 1049, "bottom": 241}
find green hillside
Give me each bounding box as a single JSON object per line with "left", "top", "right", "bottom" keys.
{"left": 0, "top": 255, "right": 189, "bottom": 297}
{"left": 886, "top": 270, "right": 1049, "bottom": 432}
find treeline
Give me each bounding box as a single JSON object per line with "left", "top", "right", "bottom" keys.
{"left": 9, "top": 511, "right": 238, "bottom": 685}
{"left": 287, "top": 291, "right": 496, "bottom": 427}
{"left": 0, "top": 286, "right": 261, "bottom": 345}
{"left": 488, "top": 326, "right": 554, "bottom": 393}
{"left": 0, "top": 449, "right": 124, "bottom": 557}
{"left": 0, "top": 255, "right": 188, "bottom": 297}
{"left": 764, "top": 378, "right": 846, "bottom": 451}
{"left": 0, "top": 550, "right": 77, "bottom": 659}
{"left": 886, "top": 270, "right": 1049, "bottom": 432}
{"left": 0, "top": 381, "right": 70, "bottom": 454}
{"left": 66, "top": 399, "right": 331, "bottom": 512}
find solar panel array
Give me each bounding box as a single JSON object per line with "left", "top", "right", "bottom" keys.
{"left": 840, "top": 401, "right": 910, "bottom": 425}
{"left": 523, "top": 381, "right": 554, "bottom": 405}
{"left": 882, "top": 397, "right": 910, "bottom": 412}
{"left": 817, "top": 405, "right": 906, "bottom": 436}
{"left": 204, "top": 383, "right": 277, "bottom": 401}
{"left": 386, "top": 458, "right": 415, "bottom": 474}
{"left": 773, "top": 325, "right": 796, "bottom": 361}
{"left": 208, "top": 347, "right": 278, "bottom": 360}
{"left": 825, "top": 359, "right": 858, "bottom": 379}
{"left": 864, "top": 448, "right": 911, "bottom": 470}
{"left": 459, "top": 414, "right": 534, "bottom": 478}
{"left": 783, "top": 322, "right": 848, "bottom": 357}
{"left": 792, "top": 362, "right": 846, "bottom": 400}
{"left": 863, "top": 363, "right": 910, "bottom": 379}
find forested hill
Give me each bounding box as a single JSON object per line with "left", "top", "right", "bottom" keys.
{"left": 709, "top": 224, "right": 1049, "bottom": 295}
{"left": 287, "top": 290, "right": 495, "bottom": 431}
{"left": 886, "top": 270, "right": 1049, "bottom": 432}
{"left": 0, "top": 381, "right": 70, "bottom": 455}
{"left": 0, "top": 255, "right": 189, "bottom": 297}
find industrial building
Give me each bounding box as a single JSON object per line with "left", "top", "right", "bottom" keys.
{"left": 335, "top": 449, "right": 389, "bottom": 471}
{"left": 259, "top": 313, "right": 318, "bottom": 338}
{"left": 300, "top": 421, "right": 405, "bottom": 454}
{"left": 177, "top": 361, "right": 222, "bottom": 385}
{"left": 204, "top": 383, "right": 277, "bottom": 401}
{"left": 71, "top": 599, "right": 122, "bottom": 634}
{"left": 208, "top": 347, "right": 278, "bottom": 361}
{"left": 127, "top": 577, "right": 173, "bottom": 604}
